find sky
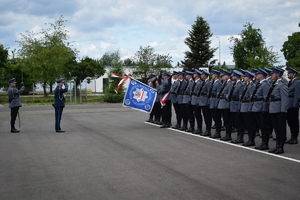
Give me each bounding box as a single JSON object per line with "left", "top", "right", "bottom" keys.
{"left": 1, "top": 0, "right": 299, "bottom": 67}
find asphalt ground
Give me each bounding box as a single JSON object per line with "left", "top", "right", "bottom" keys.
{"left": 1, "top": 104, "right": 300, "bottom": 200}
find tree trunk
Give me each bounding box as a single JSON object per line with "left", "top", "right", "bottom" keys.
{"left": 43, "top": 81, "right": 48, "bottom": 97}
{"left": 49, "top": 83, "right": 53, "bottom": 94}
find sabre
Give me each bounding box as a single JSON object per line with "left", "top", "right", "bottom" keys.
{"left": 17, "top": 111, "right": 21, "bottom": 128}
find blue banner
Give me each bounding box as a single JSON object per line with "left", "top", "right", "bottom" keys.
{"left": 123, "top": 78, "right": 157, "bottom": 113}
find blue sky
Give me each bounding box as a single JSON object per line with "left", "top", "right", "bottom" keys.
{"left": 1, "top": 0, "right": 299, "bottom": 66}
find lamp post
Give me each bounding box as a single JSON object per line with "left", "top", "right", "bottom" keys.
{"left": 216, "top": 36, "right": 221, "bottom": 65}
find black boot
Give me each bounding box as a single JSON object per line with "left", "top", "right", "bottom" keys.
{"left": 172, "top": 123, "right": 181, "bottom": 129}
{"left": 179, "top": 122, "right": 187, "bottom": 131}
{"left": 220, "top": 134, "right": 232, "bottom": 141}
{"left": 269, "top": 140, "right": 280, "bottom": 153}
{"left": 146, "top": 116, "right": 154, "bottom": 123}
{"left": 211, "top": 132, "right": 221, "bottom": 139}
{"left": 11, "top": 125, "right": 20, "bottom": 133}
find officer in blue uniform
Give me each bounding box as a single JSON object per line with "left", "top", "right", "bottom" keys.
{"left": 240, "top": 71, "right": 256, "bottom": 146}
{"left": 7, "top": 78, "right": 25, "bottom": 133}
{"left": 182, "top": 71, "right": 195, "bottom": 132}
{"left": 159, "top": 72, "right": 172, "bottom": 128}
{"left": 229, "top": 70, "right": 245, "bottom": 144}
{"left": 198, "top": 70, "right": 212, "bottom": 136}
{"left": 286, "top": 68, "right": 300, "bottom": 144}
{"left": 217, "top": 69, "right": 233, "bottom": 141}
{"left": 191, "top": 69, "right": 203, "bottom": 134}
{"left": 177, "top": 71, "right": 188, "bottom": 130}
{"left": 53, "top": 78, "right": 68, "bottom": 132}
{"left": 170, "top": 71, "right": 181, "bottom": 129}
{"left": 209, "top": 70, "right": 223, "bottom": 138}
{"left": 268, "top": 68, "right": 289, "bottom": 154}
{"left": 252, "top": 69, "right": 271, "bottom": 150}
{"left": 146, "top": 74, "right": 157, "bottom": 123}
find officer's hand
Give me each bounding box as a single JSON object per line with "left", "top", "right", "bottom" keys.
{"left": 280, "top": 112, "right": 287, "bottom": 118}
{"left": 21, "top": 82, "right": 24, "bottom": 86}
{"left": 64, "top": 82, "right": 68, "bottom": 87}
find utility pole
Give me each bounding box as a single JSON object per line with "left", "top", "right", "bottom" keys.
{"left": 216, "top": 36, "right": 221, "bottom": 65}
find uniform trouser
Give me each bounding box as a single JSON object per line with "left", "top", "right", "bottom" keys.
{"left": 232, "top": 112, "right": 245, "bottom": 137}
{"left": 162, "top": 100, "right": 172, "bottom": 124}
{"left": 192, "top": 105, "right": 202, "bottom": 130}
{"left": 242, "top": 112, "right": 256, "bottom": 141}
{"left": 55, "top": 107, "right": 64, "bottom": 131}
{"left": 287, "top": 108, "right": 299, "bottom": 139}
{"left": 200, "top": 105, "right": 212, "bottom": 132}
{"left": 211, "top": 108, "right": 222, "bottom": 133}
{"left": 10, "top": 107, "right": 19, "bottom": 129}
{"left": 173, "top": 103, "right": 181, "bottom": 125}
{"left": 255, "top": 112, "right": 271, "bottom": 145}
{"left": 221, "top": 108, "right": 232, "bottom": 136}
{"left": 270, "top": 113, "right": 287, "bottom": 148}
{"left": 153, "top": 102, "right": 162, "bottom": 121}
{"left": 185, "top": 103, "right": 195, "bottom": 128}
{"left": 180, "top": 103, "right": 188, "bottom": 127}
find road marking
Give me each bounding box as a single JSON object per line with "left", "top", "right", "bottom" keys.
{"left": 145, "top": 122, "right": 300, "bottom": 164}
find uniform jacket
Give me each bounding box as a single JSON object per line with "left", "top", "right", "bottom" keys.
{"left": 269, "top": 79, "right": 289, "bottom": 113}
{"left": 240, "top": 82, "right": 255, "bottom": 113}
{"left": 217, "top": 79, "right": 233, "bottom": 109}
{"left": 287, "top": 77, "right": 300, "bottom": 109}
{"left": 209, "top": 79, "right": 222, "bottom": 109}
{"left": 156, "top": 85, "right": 162, "bottom": 102}
{"left": 8, "top": 86, "right": 25, "bottom": 108}
{"left": 191, "top": 79, "right": 202, "bottom": 105}
{"left": 198, "top": 79, "right": 211, "bottom": 106}
{"left": 53, "top": 84, "right": 69, "bottom": 108}
{"left": 159, "top": 78, "right": 171, "bottom": 98}
{"left": 177, "top": 79, "right": 188, "bottom": 104}
{"left": 182, "top": 79, "right": 194, "bottom": 104}
{"left": 170, "top": 79, "right": 180, "bottom": 104}
{"left": 266, "top": 76, "right": 273, "bottom": 85}
{"left": 228, "top": 80, "right": 245, "bottom": 112}
{"left": 251, "top": 79, "right": 270, "bottom": 112}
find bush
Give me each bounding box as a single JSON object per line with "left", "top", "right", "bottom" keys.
{"left": 103, "top": 93, "right": 124, "bottom": 103}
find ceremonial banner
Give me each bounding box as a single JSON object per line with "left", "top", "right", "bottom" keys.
{"left": 123, "top": 78, "right": 157, "bottom": 113}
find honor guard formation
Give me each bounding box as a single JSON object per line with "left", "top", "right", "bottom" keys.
{"left": 146, "top": 67, "right": 300, "bottom": 155}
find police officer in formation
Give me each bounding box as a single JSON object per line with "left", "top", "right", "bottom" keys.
{"left": 7, "top": 78, "right": 25, "bottom": 133}
{"left": 149, "top": 67, "right": 300, "bottom": 154}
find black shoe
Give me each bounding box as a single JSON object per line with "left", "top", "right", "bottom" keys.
{"left": 274, "top": 148, "right": 284, "bottom": 154}
{"left": 220, "top": 135, "right": 232, "bottom": 141}
{"left": 286, "top": 138, "right": 298, "bottom": 144}
{"left": 211, "top": 133, "right": 221, "bottom": 139}
{"left": 158, "top": 121, "right": 164, "bottom": 125}
{"left": 178, "top": 126, "right": 187, "bottom": 131}
{"left": 231, "top": 137, "right": 244, "bottom": 144}
{"left": 172, "top": 124, "right": 181, "bottom": 129}
{"left": 268, "top": 147, "right": 279, "bottom": 153}
{"left": 211, "top": 124, "right": 216, "bottom": 129}
{"left": 201, "top": 130, "right": 211, "bottom": 137}
{"left": 255, "top": 143, "right": 269, "bottom": 150}
{"left": 242, "top": 141, "right": 255, "bottom": 146}
{"left": 146, "top": 118, "right": 153, "bottom": 123}
{"left": 56, "top": 130, "right": 65, "bottom": 132}
{"left": 192, "top": 129, "right": 202, "bottom": 134}
{"left": 11, "top": 128, "right": 20, "bottom": 133}
{"left": 186, "top": 127, "right": 195, "bottom": 132}
{"left": 160, "top": 124, "right": 170, "bottom": 128}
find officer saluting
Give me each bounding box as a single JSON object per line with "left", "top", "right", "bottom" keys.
{"left": 53, "top": 78, "right": 68, "bottom": 132}
{"left": 7, "top": 78, "right": 25, "bottom": 133}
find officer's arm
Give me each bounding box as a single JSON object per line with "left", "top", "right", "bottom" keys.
{"left": 293, "top": 82, "right": 300, "bottom": 108}
{"left": 280, "top": 83, "right": 289, "bottom": 112}
{"left": 14, "top": 86, "right": 25, "bottom": 95}
{"left": 61, "top": 83, "right": 69, "bottom": 93}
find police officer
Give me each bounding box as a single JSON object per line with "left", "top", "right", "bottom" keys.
{"left": 160, "top": 72, "right": 172, "bottom": 128}
{"left": 240, "top": 71, "right": 256, "bottom": 146}
{"left": 53, "top": 78, "right": 68, "bottom": 132}
{"left": 209, "top": 70, "right": 223, "bottom": 138}
{"left": 286, "top": 68, "right": 300, "bottom": 144}
{"left": 191, "top": 69, "right": 203, "bottom": 134}
{"left": 252, "top": 69, "right": 271, "bottom": 150}
{"left": 229, "top": 70, "right": 245, "bottom": 144}
{"left": 146, "top": 74, "right": 157, "bottom": 123}
{"left": 177, "top": 71, "right": 188, "bottom": 130}
{"left": 198, "top": 70, "right": 212, "bottom": 136}
{"left": 7, "top": 78, "right": 25, "bottom": 133}
{"left": 217, "top": 69, "right": 233, "bottom": 141}
{"left": 268, "top": 68, "right": 289, "bottom": 154}
{"left": 182, "top": 71, "right": 195, "bottom": 132}
{"left": 170, "top": 71, "right": 181, "bottom": 129}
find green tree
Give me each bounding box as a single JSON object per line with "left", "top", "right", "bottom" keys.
{"left": 17, "top": 15, "right": 77, "bottom": 96}
{"left": 229, "top": 22, "right": 279, "bottom": 70}
{"left": 281, "top": 30, "right": 300, "bottom": 70}
{"left": 0, "top": 44, "right": 9, "bottom": 89}
{"left": 103, "top": 51, "right": 125, "bottom": 103}
{"left": 131, "top": 45, "right": 172, "bottom": 81}
{"left": 183, "top": 16, "right": 217, "bottom": 71}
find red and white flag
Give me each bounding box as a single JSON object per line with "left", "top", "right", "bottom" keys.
{"left": 160, "top": 91, "right": 171, "bottom": 107}
{"left": 111, "top": 72, "right": 122, "bottom": 78}
{"left": 115, "top": 74, "right": 130, "bottom": 93}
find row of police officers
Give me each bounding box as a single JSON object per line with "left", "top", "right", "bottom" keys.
{"left": 147, "top": 67, "right": 300, "bottom": 154}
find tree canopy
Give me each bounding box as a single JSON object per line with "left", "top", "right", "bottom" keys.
{"left": 229, "top": 22, "right": 279, "bottom": 70}
{"left": 281, "top": 30, "right": 300, "bottom": 71}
